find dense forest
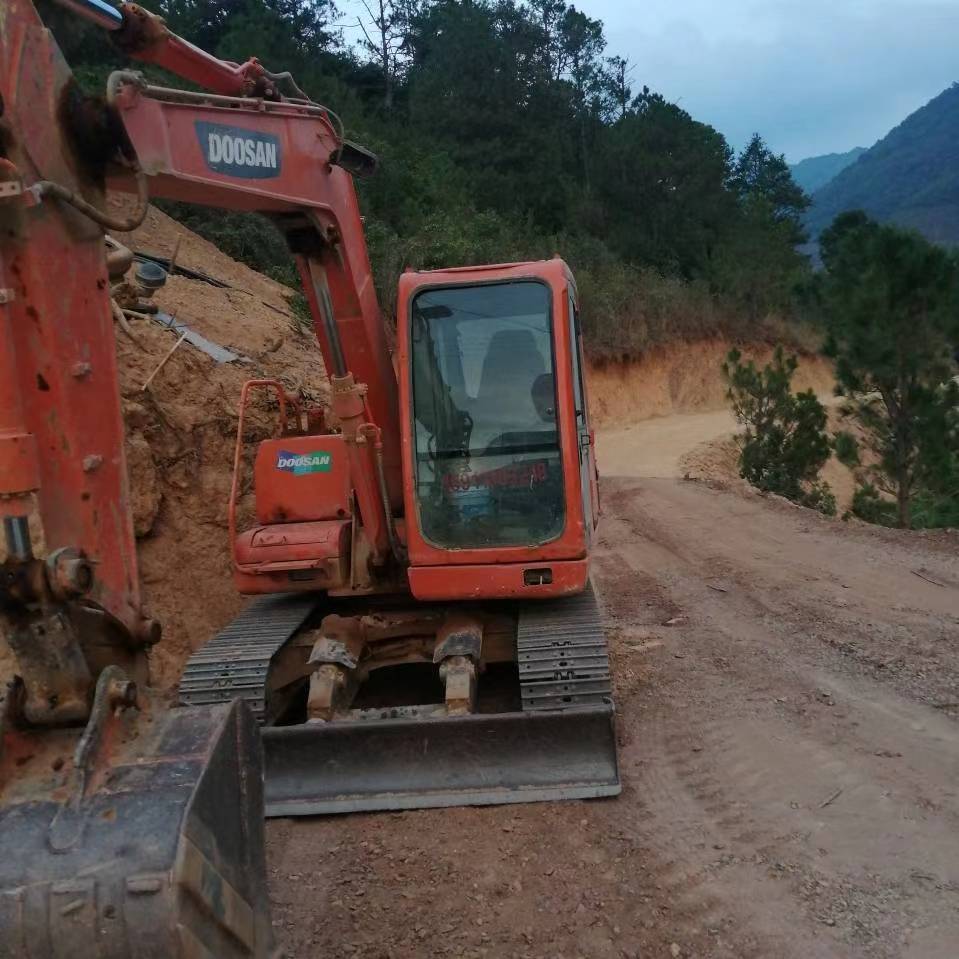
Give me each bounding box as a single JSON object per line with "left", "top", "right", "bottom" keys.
{"left": 40, "top": 0, "right": 814, "bottom": 358}
{"left": 806, "top": 83, "right": 959, "bottom": 247}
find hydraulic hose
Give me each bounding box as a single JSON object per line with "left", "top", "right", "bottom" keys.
{"left": 359, "top": 422, "right": 406, "bottom": 565}
{"left": 29, "top": 168, "right": 149, "bottom": 232}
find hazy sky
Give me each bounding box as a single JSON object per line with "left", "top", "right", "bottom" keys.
{"left": 571, "top": 0, "right": 959, "bottom": 161}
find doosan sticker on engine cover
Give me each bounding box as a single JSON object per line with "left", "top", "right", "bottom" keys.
{"left": 276, "top": 450, "right": 333, "bottom": 476}
{"left": 195, "top": 121, "right": 281, "bottom": 179}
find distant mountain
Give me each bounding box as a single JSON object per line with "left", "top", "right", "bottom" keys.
{"left": 805, "top": 83, "right": 959, "bottom": 244}
{"left": 790, "top": 147, "right": 867, "bottom": 195}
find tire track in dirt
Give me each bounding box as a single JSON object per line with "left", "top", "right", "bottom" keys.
{"left": 593, "top": 548, "right": 855, "bottom": 959}
{"left": 594, "top": 477, "right": 959, "bottom": 959}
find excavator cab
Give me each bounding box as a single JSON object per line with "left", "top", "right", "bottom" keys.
{"left": 226, "top": 261, "right": 598, "bottom": 596}
{"left": 398, "top": 260, "right": 600, "bottom": 599}
{"left": 193, "top": 260, "right": 618, "bottom": 815}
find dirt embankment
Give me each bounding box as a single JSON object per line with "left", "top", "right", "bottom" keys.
{"left": 586, "top": 339, "right": 835, "bottom": 428}
{"left": 588, "top": 340, "right": 859, "bottom": 510}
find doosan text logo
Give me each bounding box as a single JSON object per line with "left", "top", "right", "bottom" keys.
{"left": 195, "top": 121, "right": 281, "bottom": 179}
{"left": 209, "top": 133, "right": 276, "bottom": 168}
{"left": 276, "top": 451, "right": 333, "bottom": 476}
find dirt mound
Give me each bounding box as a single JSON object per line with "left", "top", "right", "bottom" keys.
{"left": 677, "top": 431, "right": 741, "bottom": 483}
{"left": 111, "top": 207, "right": 328, "bottom": 692}
{"left": 586, "top": 338, "right": 835, "bottom": 428}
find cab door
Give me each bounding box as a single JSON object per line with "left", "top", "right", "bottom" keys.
{"left": 567, "top": 291, "right": 599, "bottom": 538}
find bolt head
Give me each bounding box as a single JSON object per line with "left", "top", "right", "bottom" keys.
{"left": 47, "top": 549, "right": 94, "bottom": 598}
{"left": 61, "top": 557, "right": 93, "bottom": 594}
{"left": 107, "top": 677, "right": 138, "bottom": 709}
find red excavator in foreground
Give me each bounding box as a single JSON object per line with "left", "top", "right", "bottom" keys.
{"left": 0, "top": 0, "right": 619, "bottom": 952}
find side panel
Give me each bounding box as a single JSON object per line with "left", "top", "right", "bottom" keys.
{"left": 254, "top": 435, "right": 351, "bottom": 523}
{"left": 408, "top": 559, "right": 588, "bottom": 601}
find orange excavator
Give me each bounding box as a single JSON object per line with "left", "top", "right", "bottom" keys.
{"left": 0, "top": 0, "right": 619, "bottom": 952}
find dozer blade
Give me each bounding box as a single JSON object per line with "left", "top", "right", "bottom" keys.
{"left": 181, "top": 585, "right": 621, "bottom": 817}
{"left": 263, "top": 705, "right": 620, "bottom": 815}
{"left": 0, "top": 699, "right": 273, "bottom": 959}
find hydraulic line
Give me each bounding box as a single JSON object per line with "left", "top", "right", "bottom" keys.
{"left": 369, "top": 425, "right": 407, "bottom": 564}
{"left": 29, "top": 168, "right": 149, "bottom": 232}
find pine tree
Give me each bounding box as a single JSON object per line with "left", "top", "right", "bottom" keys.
{"left": 820, "top": 212, "right": 959, "bottom": 527}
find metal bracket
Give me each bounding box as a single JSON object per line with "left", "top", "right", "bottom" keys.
{"left": 438, "top": 656, "right": 478, "bottom": 716}
{"left": 4, "top": 610, "right": 92, "bottom": 725}
{"left": 306, "top": 637, "right": 360, "bottom": 721}
{"left": 433, "top": 617, "right": 483, "bottom": 664}
{"left": 307, "top": 637, "right": 357, "bottom": 670}
{"left": 433, "top": 614, "right": 484, "bottom": 715}
{"left": 48, "top": 666, "right": 138, "bottom": 852}
{"left": 307, "top": 664, "right": 358, "bottom": 722}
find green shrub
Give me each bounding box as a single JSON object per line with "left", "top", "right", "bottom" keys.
{"left": 849, "top": 483, "right": 897, "bottom": 526}
{"left": 723, "top": 347, "right": 835, "bottom": 514}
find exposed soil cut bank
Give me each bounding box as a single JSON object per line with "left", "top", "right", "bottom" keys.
{"left": 586, "top": 339, "right": 834, "bottom": 428}
{"left": 111, "top": 208, "right": 331, "bottom": 691}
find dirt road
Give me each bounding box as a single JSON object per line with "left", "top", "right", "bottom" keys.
{"left": 267, "top": 471, "right": 959, "bottom": 958}
{"left": 596, "top": 411, "right": 740, "bottom": 479}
